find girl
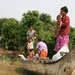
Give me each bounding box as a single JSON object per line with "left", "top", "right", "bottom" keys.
{"left": 27, "top": 37, "right": 34, "bottom": 58}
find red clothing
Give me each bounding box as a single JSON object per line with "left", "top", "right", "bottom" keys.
{"left": 59, "top": 15, "right": 70, "bottom": 36}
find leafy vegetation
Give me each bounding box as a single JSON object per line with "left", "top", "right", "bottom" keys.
{"left": 0, "top": 10, "right": 75, "bottom": 57}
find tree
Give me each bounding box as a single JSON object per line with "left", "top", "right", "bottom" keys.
{"left": 20, "top": 10, "right": 56, "bottom": 57}
{"left": 69, "top": 27, "right": 75, "bottom": 50}
{"left": 1, "top": 18, "right": 19, "bottom": 49}
{"left": 22, "top": 10, "right": 39, "bottom": 27}
{"left": 0, "top": 18, "right": 7, "bottom": 35}
{"left": 0, "top": 11, "right": 75, "bottom": 58}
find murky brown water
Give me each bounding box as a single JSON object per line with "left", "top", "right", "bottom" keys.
{"left": 0, "top": 48, "right": 25, "bottom": 75}
{"left": 0, "top": 48, "right": 34, "bottom": 75}
{"left": 0, "top": 61, "right": 24, "bottom": 75}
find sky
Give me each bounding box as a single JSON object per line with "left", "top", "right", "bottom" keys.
{"left": 0, "top": 0, "right": 75, "bottom": 27}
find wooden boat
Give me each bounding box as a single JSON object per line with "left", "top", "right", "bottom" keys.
{"left": 22, "top": 47, "right": 75, "bottom": 75}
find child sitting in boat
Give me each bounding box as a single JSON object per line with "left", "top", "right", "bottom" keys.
{"left": 27, "top": 37, "right": 34, "bottom": 58}
{"left": 19, "top": 38, "right": 48, "bottom": 60}
{"left": 55, "top": 15, "right": 62, "bottom": 37}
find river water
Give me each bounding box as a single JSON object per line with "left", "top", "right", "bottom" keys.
{"left": 0, "top": 61, "right": 25, "bottom": 75}
{"left": 0, "top": 60, "right": 43, "bottom": 75}
{"left": 0, "top": 48, "right": 40, "bottom": 75}
{"left": 0, "top": 47, "right": 26, "bottom": 75}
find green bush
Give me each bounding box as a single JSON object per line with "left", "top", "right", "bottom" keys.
{"left": 0, "top": 11, "right": 75, "bottom": 57}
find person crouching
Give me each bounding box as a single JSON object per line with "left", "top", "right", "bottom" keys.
{"left": 36, "top": 38, "right": 48, "bottom": 58}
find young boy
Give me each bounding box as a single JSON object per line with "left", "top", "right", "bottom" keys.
{"left": 27, "top": 37, "right": 34, "bottom": 58}
{"left": 55, "top": 15, "right": 62, "bottom": 37}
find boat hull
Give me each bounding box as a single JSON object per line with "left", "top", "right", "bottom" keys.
{"left": 22, "top": 47, "right": 75, "bottom": 75}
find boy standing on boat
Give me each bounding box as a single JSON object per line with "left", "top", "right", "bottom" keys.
{"left": 36, "top": 38, "right": 48, "bottom": 58}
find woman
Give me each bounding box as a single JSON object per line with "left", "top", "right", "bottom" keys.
{"left": 55, "top": 6, "right": 70, "bottom": 52}
{"left": 26, "top": 25, "right": 36, "bottom": 41}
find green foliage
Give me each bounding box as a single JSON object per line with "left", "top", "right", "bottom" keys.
{"left": 0, "top": 10, "right": 75, "bottom": 57}
{"left": 2, "top": 52, "right": 20, "bottom": 62}
{"left": 19, "top": 11, "right": 57, "bottom": 57}
{"left": 1, "top": 18, "right": 19, "bottom": 49}
{"left": 0, "top": 18, "right": 7, "bottom": 35}
{"left": 39, "top": 13, "right": 51, "bottom": 23}
{"left": 22, "top": 10, "right": 39, "bottom": 27}
{"left": 69, "top": 27, "right": 75, "bottom": 50}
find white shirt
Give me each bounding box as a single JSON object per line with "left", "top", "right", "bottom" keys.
{"left": 27, "top": 42, "right": 34, "bottom": 49}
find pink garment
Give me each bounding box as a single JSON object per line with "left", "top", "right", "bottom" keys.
{"left": 55, "top": 35, "right": 69, "bottom": 52}
{"left": 36, "top": 41, "right": 48, "bottom": 53}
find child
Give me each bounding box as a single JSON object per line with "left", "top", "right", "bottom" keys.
{"left": 27, "top": 37, "right": 34, "bottom": 58}
{"left": 55, "top": 15, "right": 62, "bottom": 37}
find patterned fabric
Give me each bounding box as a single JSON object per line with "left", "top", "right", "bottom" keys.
{"left": 55, "top": 35, "right": 69, "bottom": 52}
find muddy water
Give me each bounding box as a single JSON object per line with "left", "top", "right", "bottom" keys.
{"left": 0, "top": 48, "right": 26, "bottom": 75}
{"left": 0, "top": 61, "right": 24, "bottom": 75}
{"left": 0, "top": 48, "right": 32, "bottom": 75}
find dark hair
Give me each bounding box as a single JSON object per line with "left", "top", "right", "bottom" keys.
{"left": 28, "top": 37, "right": 33, "bottom": 41}
{"left": 57, "top": 15, "right": 61, "bottom": 19}
{"left": 38, "top": 38, "right": 42, "bottom": 41}
{"left": 61, "top": 6, "right": 68, "bottom": 13}
{"left": 29, "top": 25, "right": 33, "bottom": 28}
